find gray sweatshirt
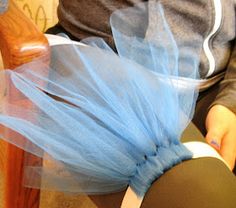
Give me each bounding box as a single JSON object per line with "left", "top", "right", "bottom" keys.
{"left": 58, "top": 0, "right": 236, "bottom": 114}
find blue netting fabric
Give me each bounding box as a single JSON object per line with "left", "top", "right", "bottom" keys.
{"left": 0, "top": 2, "right": 201, "bottom": 196}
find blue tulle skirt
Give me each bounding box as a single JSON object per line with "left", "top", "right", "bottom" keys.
{"left": 0, "top": 2, "right": 201, "bottom": 197}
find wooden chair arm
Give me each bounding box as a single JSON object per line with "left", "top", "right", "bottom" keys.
{"left": 0, "top": 1, "right": 49, "bottom": 207}
{"left": 0, "top": 0, "right": 49, "bottom": 69}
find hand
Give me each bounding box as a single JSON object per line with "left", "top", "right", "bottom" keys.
{"left": 205, "top": 104, "right": 236, "bottom": 170}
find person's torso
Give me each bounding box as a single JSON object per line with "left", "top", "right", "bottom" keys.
{"left": 58, "top": 0, "right": 236, "bottom": 88}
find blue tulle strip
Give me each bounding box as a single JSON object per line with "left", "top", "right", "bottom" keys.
{"left": 0, "top": 2, "right": 201, "bottom": 196}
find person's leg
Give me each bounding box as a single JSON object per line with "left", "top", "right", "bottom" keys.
{"left": 89, "top": 191, "right": 125, "bottom": 208}
{"left": 141, "top": 157, "right": 236, "bottom": 208}
{"left": 89, "top": 158, "right": 236, "bottom": 208}
{"left": 45, "top": 23, "right": 80, "bottom": 41}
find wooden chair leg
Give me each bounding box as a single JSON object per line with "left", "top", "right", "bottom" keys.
{"left": 5, "top": 145, "right": 42, "bottom": 208}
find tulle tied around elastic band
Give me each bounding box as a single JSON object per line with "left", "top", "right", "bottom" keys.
{"left": 0, "top": 2, "right": 202, "bottom": 197}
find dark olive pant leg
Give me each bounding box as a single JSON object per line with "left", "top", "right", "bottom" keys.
{"left": 141, "top": 83, "right": 236, "bottom": 208}
{"left": 141, "top": 158, "right": 236, "bottom": 208}
{"left": 89, "top": 158, "right": 236, "bottom": 208}
{"left": 46, "top": 23, "right": 80, "bottom": 41}
{"left": 89, "top": 85, "right": 236, "bottom": 208}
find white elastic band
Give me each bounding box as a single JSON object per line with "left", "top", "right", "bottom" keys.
{"left": 183, "top": 141, "right": 229, "bottom": 167}
{"left": 45, "top": 34, "right": 85, "bottom": 47}
{"left": 121, "top": 141, "right": 229, "bottom": 208}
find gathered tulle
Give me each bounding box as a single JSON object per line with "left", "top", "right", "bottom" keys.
{"left": 0, "top": 2, "right": 201, "bottom": 196}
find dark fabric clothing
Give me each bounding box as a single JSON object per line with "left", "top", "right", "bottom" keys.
{"left": 89, "top": 158, "right": 236, "bottom": 208}
{"left": 212, "top": 40, "right": 236, "bottom": 115}
{"left": 193, "top": 81, "right": 221, "bottom": 135}
{"left": 55, "top": 0, "right": 236, "bottom": 114}
{"left": 57, "top": 0, "right": 145, "bottom": 47}
{"left": 46, "top": 23, "right": 79, "bottom": 41}
{"left": 141, "top": 157, "right": 236, "bottom": 208}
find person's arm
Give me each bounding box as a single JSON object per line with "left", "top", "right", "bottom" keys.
{"left": 205, "top": 40, "right": 236, "bottom": 170}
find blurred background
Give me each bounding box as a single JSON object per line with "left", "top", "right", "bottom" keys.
{"left": 14, "top": 0, "right": 59, "bottom": 32}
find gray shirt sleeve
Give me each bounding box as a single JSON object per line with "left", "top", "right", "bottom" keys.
{"left": 211, "top": 40, "right": 236, "bottom": 115}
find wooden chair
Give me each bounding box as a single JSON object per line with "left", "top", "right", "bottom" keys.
{"left": 0, "top": 0, "right": 49, "bottom": 207}
{"left": 0, "top": 2, "right": 209, "bottom": 208}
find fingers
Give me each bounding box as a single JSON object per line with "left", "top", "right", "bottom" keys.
{"left": 206, "top": 127, "right": 236, "bottom": 170}
{"left": 220, "top": 132, "right": 236, "bottom": 170}
{"left": 205, "top": 105, "right": 236, "bottom": 170}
